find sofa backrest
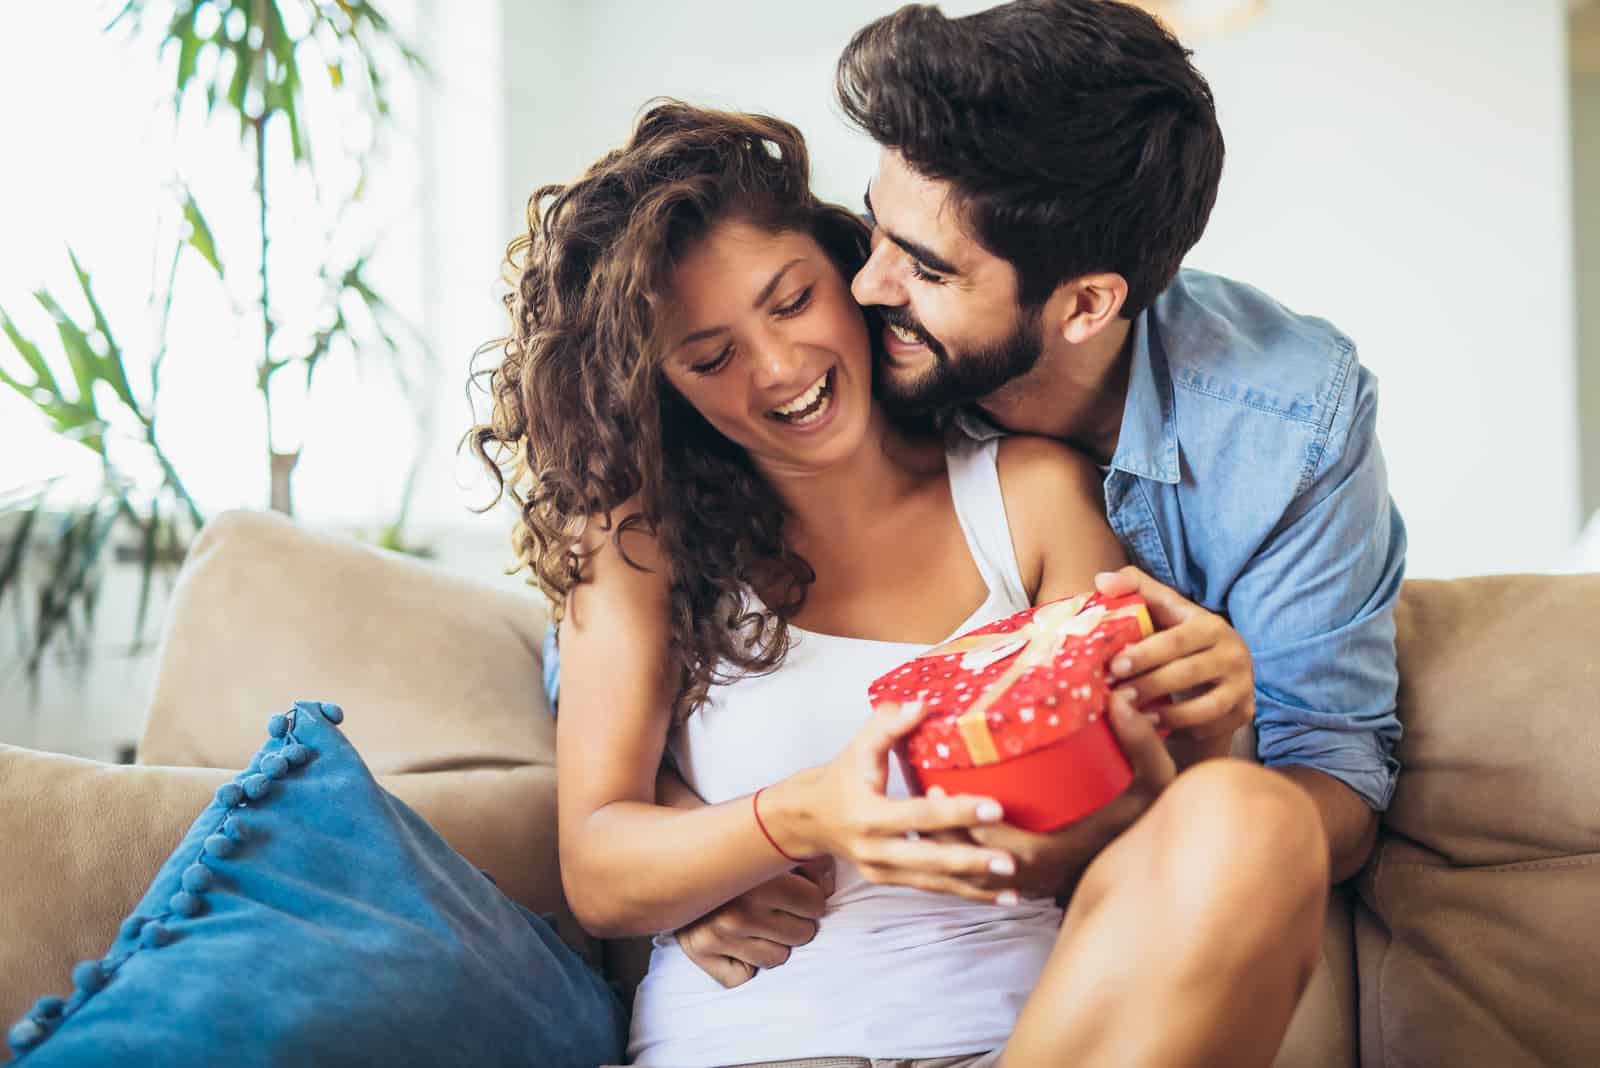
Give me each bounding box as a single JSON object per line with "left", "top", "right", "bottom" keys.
{"left": 139, "top": 509, "right": 554, "bottom": 776}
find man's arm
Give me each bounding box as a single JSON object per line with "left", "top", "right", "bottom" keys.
{"left": 1227, "top": 361, "right": 1405, "bottom": 882}
{"left": 1275, "top": 764, "right": 1377, "bottom": 884}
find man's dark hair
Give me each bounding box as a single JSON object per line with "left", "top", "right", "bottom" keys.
{"left": 837, "top": 0, "right": 1224, "bottom": 318}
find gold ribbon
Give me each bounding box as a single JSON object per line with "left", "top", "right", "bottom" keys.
{"left": 916, "top": 596, "right": 1153, "bottom": 766}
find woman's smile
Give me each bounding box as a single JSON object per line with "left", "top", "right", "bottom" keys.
{"left": 766, "top": 366, "right": 838, "bottom": 430}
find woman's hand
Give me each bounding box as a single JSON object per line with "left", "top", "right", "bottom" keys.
{"left": 964, "top": 692, "right": 1178, "bottom": 901}
{"left": 761, "top": 701, "right": 1021, "bottom": 903}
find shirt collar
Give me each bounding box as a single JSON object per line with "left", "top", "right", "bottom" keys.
{"left": 951, "top": 307, "right": 1181, "bottom": 484}
{"left": 1107, "top": 309, "right": 1181, "bottom": 484}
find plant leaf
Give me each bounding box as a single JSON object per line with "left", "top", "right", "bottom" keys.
{"left": 228, "top": 38, "right": 253, "bottom": 123}
{"left": 0, "top": 304, "right": 59, "bottom": 396}
{"left": 181, "top": 192, "right": 224, "bottom": 277}
{"left": 68, "top": 249, "right": 139, "bottom": 414}
{"left": 0, "top": 498, "right": 42, "bottom": 601}
{"left": 176, "top": 16, "right": 201, "bottom": 97}
{"left": 33, "top": 291, "right": 99, "bottom": 411}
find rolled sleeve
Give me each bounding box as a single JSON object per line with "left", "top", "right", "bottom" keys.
{"left": 1229, "top": 367, "right": 1406, "bottom": 811}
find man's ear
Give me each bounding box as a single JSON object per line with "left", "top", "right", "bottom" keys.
{"left": 1049, "top": 273, "right": 1129, "bottom": 345}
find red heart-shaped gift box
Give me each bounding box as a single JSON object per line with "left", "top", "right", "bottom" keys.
{"left": 867, "top": 591, "right": 1154, "bottom": 832}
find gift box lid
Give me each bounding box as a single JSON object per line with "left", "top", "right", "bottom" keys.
{"left": 868, "top": 591, "right": 1153, "bottom": 773}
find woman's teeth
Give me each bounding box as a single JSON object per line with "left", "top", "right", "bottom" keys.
{"left": 888, "top": 322, "right": 923, "bottom": 345}
{"left": 770, "top": 369, "right": 834, "bottom": 425}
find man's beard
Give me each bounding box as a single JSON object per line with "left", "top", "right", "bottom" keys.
{"left": 870, "top": 304, "right": 1045, "bottom": 421}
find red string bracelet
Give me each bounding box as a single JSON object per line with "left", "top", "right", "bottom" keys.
{"left": 752, "top": 786, "right": 804, "bottom": 863}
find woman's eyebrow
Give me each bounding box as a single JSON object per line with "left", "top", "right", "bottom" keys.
{"left": 677, "top": 258, "right": 805, "bottom": 347}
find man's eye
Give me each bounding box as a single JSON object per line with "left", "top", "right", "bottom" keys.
{"left": 690, "top": 346, "right": 733, "bottom": 375}
{"left": 775, "top": 286, "right": 813, "bottom": 317}
{"left": 910, "top": 261, "right": 947, "bottom": 285}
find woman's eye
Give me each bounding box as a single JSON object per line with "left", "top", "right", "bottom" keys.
{"left": 910, "top": 261, "right": 947, "bottom": 285}
{"left": 690, "top": 346, "right": 733, "bottom": 375}
{"left": 775, "top": 286, "right": 814, "bottom": 317}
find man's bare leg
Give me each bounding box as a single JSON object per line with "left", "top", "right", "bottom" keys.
{"left": 1001, "top": 759, "right": 1331, "bottom": 1068}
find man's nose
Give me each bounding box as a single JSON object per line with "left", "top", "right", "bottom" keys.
{"left": 851, "top": 238, "right": 903, "bottom": 308}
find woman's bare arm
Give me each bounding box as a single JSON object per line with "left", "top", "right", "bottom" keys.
{"left": 556, "top": 514, "right": 804, "bottom": 938}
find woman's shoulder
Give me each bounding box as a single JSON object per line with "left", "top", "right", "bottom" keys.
{"left": 566, "top": 495, "right": 672, "bottom": 622}
{"left": 991, "top": 434, "right": 1112, "bottom": 601}
{"left": 992, "top": 434, "right": 1103, "bottom": 502}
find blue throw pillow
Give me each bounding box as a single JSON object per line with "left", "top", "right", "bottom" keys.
{"left": 7, "top": 700, "right": 624, "bottom": 1067}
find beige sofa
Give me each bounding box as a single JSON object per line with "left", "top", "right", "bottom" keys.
{"left": 2, "top": 509, "right": 1596, "bottom": 1066}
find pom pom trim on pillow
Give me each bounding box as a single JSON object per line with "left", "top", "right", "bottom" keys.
{"left": 5, "top": 701, "right": 339, "bottom": 1058}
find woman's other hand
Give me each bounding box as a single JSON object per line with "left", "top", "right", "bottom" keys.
{"left": 965, "top": 691, "right": 1178, "bottom": 901}
{"left": 760, "top": 701, "right": 1019, "bottom": 903}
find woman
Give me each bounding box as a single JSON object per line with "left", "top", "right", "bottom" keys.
{"left": 472, "top": 102, "right": 1252, "bottom": 1067}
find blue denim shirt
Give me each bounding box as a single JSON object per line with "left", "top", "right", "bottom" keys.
{"left": 544, "top": 267, "right": 1406, "bottom": 812}
{"left": 957, "top": 269, "right": 1406, "bottom": 810}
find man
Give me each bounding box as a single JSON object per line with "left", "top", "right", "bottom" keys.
{"left": 672, "top": 1, "right": 1405, "bottom": 1062}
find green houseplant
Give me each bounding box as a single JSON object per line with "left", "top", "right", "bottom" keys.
{"left": 2, "top": 0, "right": 430, "bottom": 687}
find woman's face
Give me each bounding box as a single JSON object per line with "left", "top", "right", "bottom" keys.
{"left": 661, "top": 219, "right": 874, "bottom": 479}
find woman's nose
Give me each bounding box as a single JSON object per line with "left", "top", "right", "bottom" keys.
{"left": 750, "top": 337, "right": 809, "bottom": 392}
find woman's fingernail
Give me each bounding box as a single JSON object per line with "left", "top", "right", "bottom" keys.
{"left": 1111, "top": 657, "right": 1133, "bottom": 677}
{"left": 1115, "top": 685, "right": 1138, "bottom": 703}
{"left": 997, "top": 890, "right": 1021, "bottom": 906}
{"left": 901, "top": 700, "right": 923, "bottom": 719}
{"left": 927, "top": 785, "right": 947, "bottom": 798}
{"left": 989, "top": 855, "right": 1015, "bottom": 876}
{"left": 976, "top": 800, "right": 1004, "bottom": 822}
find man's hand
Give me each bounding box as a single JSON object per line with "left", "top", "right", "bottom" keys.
{"left": 675, "top": 857, "right": 835, "bottom": 988}
{"left": 965, "top": 694, "right": 1177, "bottom": 900}
{"left": 1094, "top": 566, "right": 1254, "bottom": 760}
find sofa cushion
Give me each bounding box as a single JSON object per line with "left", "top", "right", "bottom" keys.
{"left": 1356, "top": 574, "right": 1600, "bottom": 1066}
{"left": 1387, "top": 574, "right": 1600, "bottom": 864}
{"left": 7, "top": 702, "right": 623, "bottom": 1068}
{"left": 1272, "top": 887, "right": 1358, "bottom": 1068}
{"left": 139, "top": 509, "right": 554, "bottom": 776}
{"left": 1356, "top": 835, "right": 1600, "bottom": 1067}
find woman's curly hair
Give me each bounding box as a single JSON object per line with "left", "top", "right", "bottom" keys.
{"left": 469, "top": 101, "right": 872, "bottom": 722}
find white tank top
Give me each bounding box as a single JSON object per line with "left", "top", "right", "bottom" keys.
{"left": 627, "top": 436, "right": 1061, "bottom": 1066}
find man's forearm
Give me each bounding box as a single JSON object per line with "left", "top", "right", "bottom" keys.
{"left": 1273, "top": 764, "right": 1378, "bottom": 884}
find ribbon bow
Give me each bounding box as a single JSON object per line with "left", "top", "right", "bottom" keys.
{"left": 910, "top": 594, "right": 1151, "bottom": 765}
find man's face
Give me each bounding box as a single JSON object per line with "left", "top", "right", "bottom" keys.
{"left": 852, "top": 150, "right": 1044, "bottom": 417}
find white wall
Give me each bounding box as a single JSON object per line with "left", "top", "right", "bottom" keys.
{"left": 1573, "top": 68, "right": 1600, "bottom": 535}
{"left": 1185, "top": 0, "right": 1579, "bottom": 578}
{"left": 497, "top": 0, "right": 1581, "bottom": 580}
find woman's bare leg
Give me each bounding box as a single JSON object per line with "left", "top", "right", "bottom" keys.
{"left": 1001, "top": 759, "right": 1330, "bottom": 1068}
